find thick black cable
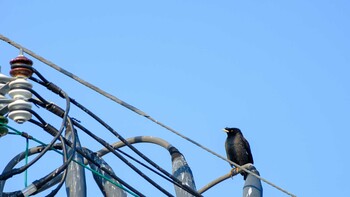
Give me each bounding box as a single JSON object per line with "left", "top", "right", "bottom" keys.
{"left": 29, "top": 76, "right": 199, "bottom": 196}
{"left": 72, "top": 120, "right": 175, "bottom": 197}
{"left": 0, "top": 144, "right": 64, "bottom": 196}
{"left": 10, "top": 86, "right": 50, "bottom": 105}
{"left": 30, "top": 100, "right": 180, "bottom": 196}
{"left": 0, "top": 117, "right": 60, "bottom": 181}
{"left": 30, "top": 99, "right": 181, "bottom": 195}
{"left": 30, "top": 76, "right": 201, "bottom": 197}
{"left": 43, "top": 136, "right": 69, "bottom": 197}
{"left": 0, "top": 82, "right": 71, "bottom": 181}
{"left": 24, "top": 118, "right": 77, "bottom": 196}
{"left": 4, "top": 82, "right": 75, "bottom": 195}
{"left": 28, "top": 119, "right": 74, "bottom": 197}
{"left": 32, "top": 99, "right": 190, "bottom": 196}
{"left": 1, "top": 34, "right": 297, "bottom": 197}
{"left": 30, "top": 51, "right": 198, "bottom": 196}
{"left": 70, "top": 98, "right": 200, "bottom": 196}
{"left": 29, "top": 119, "right": 145, "bottom": 197}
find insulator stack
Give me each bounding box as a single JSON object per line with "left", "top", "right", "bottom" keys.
{"left": 8, "top": 52, "right": 33, "bottom": 124}
{"left": 9, "top": 51, "right": 33, "bottom": 78}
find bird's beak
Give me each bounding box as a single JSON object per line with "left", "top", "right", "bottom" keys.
{"left": 222, "top": 128, "right": 229, "bottom": 133}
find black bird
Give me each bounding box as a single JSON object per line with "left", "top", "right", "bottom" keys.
{"left": 224, "top": 127, "right": 254, "bottom": 180}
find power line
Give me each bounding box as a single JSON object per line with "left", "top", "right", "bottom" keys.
{"left": 0, "top": 124, "right": 141, "bottom": 197}
{"left": 0, "top": 34, "right": 296, "bottom": 197}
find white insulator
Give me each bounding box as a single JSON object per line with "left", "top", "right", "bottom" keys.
{"left": 8, "top": 99, "right": 32, "bottom": 124}
{"left": 9, "top": 78, "right": 32, "bottom": 89}
{"left": 8, "top": 99, "right": 32, "bottom": 111}
{"left": 8, "top": 78, "right": 33, "bottom": 100}
{"left": 8, "top": 110, "right": 32, "bottom": 124}
{"left": 8, "top": 89, "right": 32, "bottom": 100}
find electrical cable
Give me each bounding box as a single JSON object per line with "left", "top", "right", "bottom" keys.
{"left": 29, "top": 93, "right": 176, "bottom": 196}
{"left": 29, "top": 76, "right": 201, "bottom": 197}
{"left": 19, "top": 117, "right": 76, "bottom": 197}
{"left": 0, "top": 124, "right": 140, "bottom": 197}
{"left": 0, "top": 115, "right": 59, "bottom": 181}
{"left": 95, "top": 136, "right": 198, "bottom": 194}
{"left": 0, "top": 84, "right": 70, "bottom": 181}
{"left": 0, "top": 144, "right": 65, "bottom": 197}
{"left": 72, "top": 121, "right": 176, "bottom": 197}
{"left": 71, "top": 95, "right": 201, "bottom": 197}
{"left": 26, "top": 119, "right": 145, "bottom": 197}
{"left": 0, "top": 34, "right": 296, "bottom": 197}
{"left": 43, "top": 140, "right": 68, "bottom": 197}
{"left": 29, "top": 99, "right": 176, "bottom": 196}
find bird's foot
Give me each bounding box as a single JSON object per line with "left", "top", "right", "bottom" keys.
{"left": 230, "top": 168, "right": 240, "bottom": 176}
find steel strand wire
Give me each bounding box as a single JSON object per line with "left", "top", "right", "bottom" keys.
{"left": 0, "top": 34, "right": 296, "bottom": 197}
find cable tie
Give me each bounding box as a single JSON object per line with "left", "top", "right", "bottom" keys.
{"left": 21, "top": 132, "right": 32, "bottom": 140}
{"left": 46, "top": 82, "right": 65, "bottom": 98}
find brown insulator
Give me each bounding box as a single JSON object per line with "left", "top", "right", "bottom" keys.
{"left": 9, "top": 55, "right": 33, "bottom": 78}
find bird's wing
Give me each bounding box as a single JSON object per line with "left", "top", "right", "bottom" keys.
{"left": 243, "top": 137, "right": 254, "bottom": 164}
{"left": 225, "top": 139, "right": 235, "bottom": 168}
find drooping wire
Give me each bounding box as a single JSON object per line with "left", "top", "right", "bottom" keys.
{"left": 30, "top": 98, "right": 182, "bottom": 195}
{"left": 0, "top": 85, "right": 71, "bottom": 181}
{"left": 1, "top": 124, "right": 140, "bottom": 197}
{"left": 0, "top": 125, "right": 66, "bottom": 196}
{"left": 0, "top": 115, "right": 58, "bottom": 181}
{"left": 44, "top": 138, "right": 68, "bottom": 197}
{"left": 73, "top": 120, "right": 184, "bottom": 194}
{"left": 29, "top": 98, "right": 175, "bottom": 197}
{"left": 26, "top": 119, "right": 144, "bottom": 197}
{"left": 30, "top": 119, "right": 71, "bottom": 197}
{"left": 0, "top": 34, "right": 296, "bottom": 197}
{"left": 29, "top": 74, "right": 201, "bottom": 197}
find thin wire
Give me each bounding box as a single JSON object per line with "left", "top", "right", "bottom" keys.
{"left": 0, "top": 34, "right": 296, "bottom": 197}
{"left": 22, "top": 120, "right": 143, "bottom": 197}
{"left": 0, "top": 124, "right": 140, "bottom": 197}
{"left": 24, "top": 138, "right": 29, "bottom": 188}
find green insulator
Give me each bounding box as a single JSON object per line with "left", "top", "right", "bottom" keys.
{"left": 0, "top": 116, "right": 9, "bottom": 137}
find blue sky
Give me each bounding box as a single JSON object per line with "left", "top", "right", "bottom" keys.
{"left": 1, "top": 1, "right": 349, "bottom": 196}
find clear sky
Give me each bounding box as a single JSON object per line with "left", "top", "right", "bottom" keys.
{"left": 0, "top": 1, "right": 349, "bottom": 196}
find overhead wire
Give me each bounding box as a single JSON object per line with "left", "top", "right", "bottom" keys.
{"left": 29, "top": 73, "right": 202, "bottom": 197}
{"left": 25, "top": 119, "right": 145, "bottom": 197}
{"left": 30, "top": 98, "right": 186, "bottom": 195}
{"left": 31, "top": 98, "right": 197, "bottom": 197}
{"left": 0, "top": 85, "right": 71, "bottom": 182}
{"left": 0, "top": 126, "right": 68, "bottom": 196}
{"left": 28, "top": 118, "right": 75, "bottom": 197}
{"left": 30, "top": 99, "right": 175, "bottom": 197}
{"left": 0, "top": 34, "right": 296, "bottom": 197}
{"left": 0, "top": 124, "right": 141, "bottom": 197}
